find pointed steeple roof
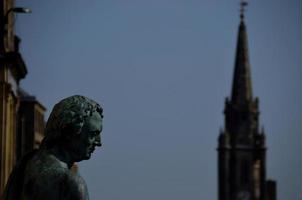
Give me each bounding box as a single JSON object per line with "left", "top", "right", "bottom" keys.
{"left": 231, "top": 13, "right": 253, "bottom": 105}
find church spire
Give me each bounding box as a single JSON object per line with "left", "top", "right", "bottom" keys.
{"left": 231, "top": 0, "right": 253, "bottom": 104}
{"left": 218, "top": 3, "right": 277, "bottom": 200}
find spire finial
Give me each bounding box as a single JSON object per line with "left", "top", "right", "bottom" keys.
{"left": 240, "top": 0, "right": 248, "bottom": 20}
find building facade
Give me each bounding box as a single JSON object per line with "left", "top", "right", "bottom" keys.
{"left": 0, "top": 0, "right": 45, "bottom": 197}
{"left": 217, "top": 9, "right": 277, "bottom": 200}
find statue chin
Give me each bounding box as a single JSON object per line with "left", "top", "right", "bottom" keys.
{"left": 82, "top": 152, "right": 93, "bottom": 160}
{"left": 73, "top": 153, "right": 91, "bottom": 162}
{"left": 73, "top": 149, "right": 95, "bottom": 161}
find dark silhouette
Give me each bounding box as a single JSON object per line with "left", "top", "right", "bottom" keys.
{"left": 2, "top": 95, "right": 103, "bottom": 200}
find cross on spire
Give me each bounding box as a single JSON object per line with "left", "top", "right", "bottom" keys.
{"left": 240, "top": 0, "right": 248, "bottom": 20}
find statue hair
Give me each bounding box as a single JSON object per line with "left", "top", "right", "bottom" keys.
{"left": 41, "top": 95, "right": 103, "bottom": 149}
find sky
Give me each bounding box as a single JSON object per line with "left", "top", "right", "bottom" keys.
{"left": 14, "top": 0, "right": 302, "bottom": 200}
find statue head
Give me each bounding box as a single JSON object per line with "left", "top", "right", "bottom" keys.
{"left": 41, "top": 95, "right": 103, "bottom": 162}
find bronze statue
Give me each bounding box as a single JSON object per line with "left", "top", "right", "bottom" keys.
{"left": 3, "top": 95, "right": 103, "bottom": 200}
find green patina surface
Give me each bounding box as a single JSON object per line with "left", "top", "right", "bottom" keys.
{"left": 3, "top": 95, "right": 103, "bottom": 200}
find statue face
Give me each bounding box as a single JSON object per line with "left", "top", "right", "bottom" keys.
{"left": 67, "top": 111, "right": 103, "bottom": 162}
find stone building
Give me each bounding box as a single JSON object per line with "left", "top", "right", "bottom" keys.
{"left": 0, "top": 0, "right": 45, "bottom": 196}
{"left": 217, "top": 6, "right": 277, "bottom": 200}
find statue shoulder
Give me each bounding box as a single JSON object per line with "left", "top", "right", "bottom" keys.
{"left": 25, "top": 149, "right": 69, "bottom": 178}
{"left": 22, "top": 150, "right": 89, "bottom": 199}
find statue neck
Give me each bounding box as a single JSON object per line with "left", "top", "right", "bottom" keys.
{"left": 47, "top": 145, "right": 75, "bottom": 169}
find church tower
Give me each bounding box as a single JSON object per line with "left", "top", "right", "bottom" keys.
{"left": 217, "top": 2, "right": 276, "bottom": 200}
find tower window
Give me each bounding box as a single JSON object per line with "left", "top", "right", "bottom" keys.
{"left": 240, "top": 159, "right": 250, "bottom": 184}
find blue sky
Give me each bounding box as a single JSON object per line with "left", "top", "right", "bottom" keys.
{"left": 15, "top": 0, "right": 302, "bottom": 199}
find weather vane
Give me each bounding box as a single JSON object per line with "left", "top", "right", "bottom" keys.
{"left": 240, "top": 0, "right": 248, "bottom": 19}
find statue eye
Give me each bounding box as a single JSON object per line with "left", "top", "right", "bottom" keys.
{"left": 89, "top": 131, "right": 100, "bottom": 136}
